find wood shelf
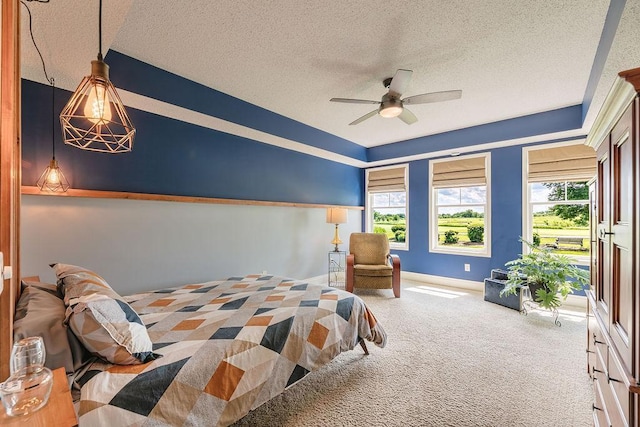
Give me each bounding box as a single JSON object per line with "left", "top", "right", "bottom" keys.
{"left": 21, "top": 186, "right": 363, "bottom": 211}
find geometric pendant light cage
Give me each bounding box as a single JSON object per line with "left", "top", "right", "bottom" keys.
{"left": 37, "top": 78, "right": 70, "bottom": 192}
{"left": 59, "top": 59, "right": 135, "bottom": 153}
{"left": 36, "top": 158, "right": 70, "bottom": 192}
{"left": 59, "top": 0, "right": 135, "bottom": 153}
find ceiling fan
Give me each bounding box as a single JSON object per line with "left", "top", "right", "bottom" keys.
{"left": 330, "top": 69, "right": 462, "bottom": 125}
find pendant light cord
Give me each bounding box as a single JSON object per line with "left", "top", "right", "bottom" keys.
{"left": 21, "top": 0, "right": 56, "bottom": 160}
{"left": 51, "top": 78, "right": 56, "bottom": 160}
{"left": 98, "top": 0, "right": 103, "bottom": 60}
{"left": 21, "top": 0, "right": 53, "bottom": 85}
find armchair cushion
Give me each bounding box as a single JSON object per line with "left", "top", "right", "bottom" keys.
{"left": 354, "top": 264, "right": 393, "bottom": 277}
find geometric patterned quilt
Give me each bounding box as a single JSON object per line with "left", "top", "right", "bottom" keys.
{"left": 74, "top": 275, "right": 386, "bottom": 426}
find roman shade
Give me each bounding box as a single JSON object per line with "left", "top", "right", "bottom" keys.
{"left": 432, "top": 156, "right": 486, "bottom": 188}
{"left": 367, "top": 166, "right": 406, "bottom": 192}
{"left": 528, "top": 144, "right": 596, "bottom": 182}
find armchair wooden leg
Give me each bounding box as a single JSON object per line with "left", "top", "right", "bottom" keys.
{"left": 391, "top": 255, "right": 401, "bottom": 298}
{"left": 346, "top": 254, "right": 355, "bottom": 293}
{"left": 359, "top": 340, "right": 369, "bottom": 355}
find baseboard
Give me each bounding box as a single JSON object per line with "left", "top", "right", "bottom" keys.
{"left": 401, "top": 271, "right": 484, "bottom": 292}
{"left": 401, "top": 271, "right": 587, "bottom": 311}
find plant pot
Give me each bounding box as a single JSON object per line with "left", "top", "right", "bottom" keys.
{"left": 527, "top": 282, "right": 546, "bottom": 301}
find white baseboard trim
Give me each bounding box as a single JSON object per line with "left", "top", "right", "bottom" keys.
{"left": 401, "top": 271, "right": 586, "bottom": 311}
{"left": 401, "top": 271, "right": 484, "bottom": 292}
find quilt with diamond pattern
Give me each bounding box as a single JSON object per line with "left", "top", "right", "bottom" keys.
{"left": 75, "top": 275, "right": 386, "bottom": 426}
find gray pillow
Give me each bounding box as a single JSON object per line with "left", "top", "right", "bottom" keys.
{"left": 14, "top": 284, "right": 90, "bottom": 373}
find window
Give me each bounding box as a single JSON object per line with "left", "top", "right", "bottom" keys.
{"left": 430, "top": 154, "right": 490, "bottom": 256}
{"left": 366, "top": 165, "right": 408, "bottom": 249}
{"left": 524, "top": 143, "right": 596, "bottom": 263}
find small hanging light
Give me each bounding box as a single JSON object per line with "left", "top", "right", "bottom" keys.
{"left": 37, "top": 78, "right": 70, "bottom": 192}
{"left": 59, "top": 0, "right": 135, "bottom": 153}
{"left": 21, "top": 0, "right": 70, "bottom": 192}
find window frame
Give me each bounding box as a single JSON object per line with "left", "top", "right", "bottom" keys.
{"left": 429, "top": 153, "right": 491, "bottom": 257}
{"left": 522, "top": 143, "right": 591, "bottom": 265}
{"left": 365, "top": 164, "right": 409, "bottom": 251}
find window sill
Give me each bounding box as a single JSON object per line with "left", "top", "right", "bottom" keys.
{"left": 430, "top": 246, "right": 491, "bottom": 258}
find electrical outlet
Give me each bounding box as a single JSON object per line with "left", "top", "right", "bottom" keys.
{"left": 464, "top": 263, "right": 470, "bottom": 272}
{"left": 262, "top": 270, "right": 268, "bottom": 275}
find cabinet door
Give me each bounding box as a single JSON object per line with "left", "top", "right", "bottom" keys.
{"left": 596, "top": 137, "right": 611, "bottom": 326}
{"left": 609, "top": 104, "right": 635, "bottom": 370}
{"left": 590, "top": 179, "right": 598, "bottom": 298}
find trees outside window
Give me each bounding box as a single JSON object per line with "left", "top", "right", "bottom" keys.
{"left": 429, "top": 153, "right": 490, "bottom": 256}
{"left": 528, "top": 181, "right": 589, "bottom": 260}
{"left": 366, "top": 165, "right": 408, "bottom": 249}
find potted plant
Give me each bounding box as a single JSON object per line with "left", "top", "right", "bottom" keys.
{"left": 500, "top": 238, "right": 590, "bottom": 310}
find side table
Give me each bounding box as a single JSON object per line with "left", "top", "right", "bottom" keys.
{"left": 0, "top": 367, "right": 78, "bottom": 426}
{"left": 328, "top": 251, "right": 346, "bottom": 288}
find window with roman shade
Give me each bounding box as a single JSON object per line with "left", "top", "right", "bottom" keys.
{"left": 367, "top": 166, "right": 407, "bottom": 192}
{"left": 366, "top": 165, "right": 408, "bottom": 249}
{"left": 527, "top": 144, "right": 596, "bottom": 183}
{"left": 429, "top": 154, "right": 490, "bottom": 256}
{"left": 524, "top": 143, "right": 594, "bottom": 262}
{"left": 431, "top": 156, "right": 486, "bottom": 188}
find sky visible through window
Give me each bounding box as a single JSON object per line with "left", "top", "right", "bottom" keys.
{"left": 437, "top": 186, "right": 486, "bottom": 215}
{"left": 372, "top": 192, "right": 406, "bottom": 214}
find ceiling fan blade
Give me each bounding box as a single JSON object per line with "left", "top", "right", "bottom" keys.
{"left": 402, "top": 90, "right": 462, "bottom": 105}
{"left": 330, "top": 98, "right": 380, "bottom": 105}
{"left": 398, "top": 107, "right": 418, "bottom": 125}
{"left": 349, "top": 109, "right": 379, "bottom": 126}
{"left": 388, "top": 69, "right": 413, "bottom": 96}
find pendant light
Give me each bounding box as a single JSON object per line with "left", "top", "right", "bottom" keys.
{"left": 59, "top": 0, "right": 135, "bottom": 153}
{"left": 22, "top": 0, "right": 70, "bottom": 192}
{"left": 37, "top": 78, "right": 70, "bottom": 192}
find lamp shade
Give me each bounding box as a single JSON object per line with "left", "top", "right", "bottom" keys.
{"left": 326, "top": 208, "right": 348, "bottom": 224}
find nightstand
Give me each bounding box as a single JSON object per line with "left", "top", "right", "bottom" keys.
{"left": 0, "top": 367, "right": 77, "bottom": 427}
{"left": 328, "top": 251, "right": 346, "bottom": 288}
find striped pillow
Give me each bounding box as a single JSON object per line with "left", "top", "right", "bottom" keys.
{"left": 51, "top": 263, "right": 160, "bottom": 365}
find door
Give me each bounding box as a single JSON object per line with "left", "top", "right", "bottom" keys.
{"left": 608, "top": 103, "right": 635, "bottom": 369}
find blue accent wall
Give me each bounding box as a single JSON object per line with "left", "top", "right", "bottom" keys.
{"left": 21, "top": 80, "right": 362, "bottom": 206}
{"left": 368, "top": 105, "right": 583, "bottom": 162}
{"left": 104, "top": 51, "right": 368, "bottom": 162}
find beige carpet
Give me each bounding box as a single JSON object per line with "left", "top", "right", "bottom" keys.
{"left": 233, "top": 281, "right": 594, "bottom": 427}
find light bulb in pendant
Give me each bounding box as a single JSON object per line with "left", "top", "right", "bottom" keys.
{"left": 45, "top": 166, "right": 60, "bottom": 185}
{"left": 83, "top": 83, "right": 112, "bottom": 124}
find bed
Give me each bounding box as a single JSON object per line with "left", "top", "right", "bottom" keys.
{"left": 15, "top": 266, "right": 386, "bottom": 426}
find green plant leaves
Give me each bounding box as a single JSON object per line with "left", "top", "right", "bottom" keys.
{"left": 500, "top": 238, "right": 590, "bottom": 310}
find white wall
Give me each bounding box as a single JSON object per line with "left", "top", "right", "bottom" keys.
{"left": 21, "top": 195, "right": 361, "bottom": 295}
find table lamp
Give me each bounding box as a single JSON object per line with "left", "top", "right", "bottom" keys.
{"left": 326, "top": 208, "right": 348, "bottom": 252}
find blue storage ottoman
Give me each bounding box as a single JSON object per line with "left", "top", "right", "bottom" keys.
{"left": 483, "top": 269, "right": 522, "bottom": 311}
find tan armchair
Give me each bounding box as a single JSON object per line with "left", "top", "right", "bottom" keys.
{"left": 346, "top": 233, "right": 401, "bottom": 298}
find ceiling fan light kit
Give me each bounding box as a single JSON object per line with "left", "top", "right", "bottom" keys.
{"left": 330, "top": 69, "right": 462, "bottom": 125}
{"left": 379, "top": 95, "right": 403, "bottom": 118}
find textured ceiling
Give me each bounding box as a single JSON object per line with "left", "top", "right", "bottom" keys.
{"left": 20, "top": 0, "right": 631, "bottom": 151}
